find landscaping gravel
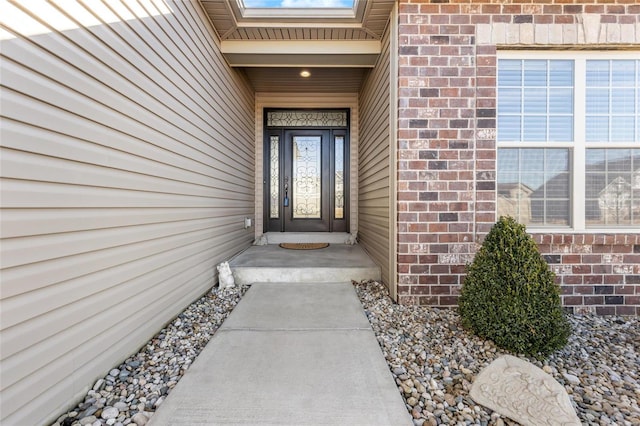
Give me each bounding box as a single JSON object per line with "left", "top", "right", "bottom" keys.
{"left": 53, "top": 280, "right": 638, "bottom": 426}
{"left": 51, "top": 285, "right": 247, "bottom": 426}
{"left": 354, "top": 280, "right": 640, "bottom": 426}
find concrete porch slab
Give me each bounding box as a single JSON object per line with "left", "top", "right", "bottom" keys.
{"left": 229, "top": 244, "right": 381, "bottom": 285}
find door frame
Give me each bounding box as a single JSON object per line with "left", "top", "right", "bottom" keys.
{"left": 254, "top": 93, "right": 359, "bottom": 238}
{"left": 262, "top": 108, "right": 350, "bottom": 233}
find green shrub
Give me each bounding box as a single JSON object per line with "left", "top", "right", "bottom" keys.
{"left": 459, "top": 216, "right": 571, "bottom": 359}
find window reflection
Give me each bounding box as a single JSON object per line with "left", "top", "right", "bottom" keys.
{"left": 498, "top": 149, "right": 570, "bottom": 226}
{"left": 586, "top": 149, "right": 640, "bottom": 226}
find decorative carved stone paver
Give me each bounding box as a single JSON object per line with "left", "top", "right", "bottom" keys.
{"left": 470, "top": 355, "right": 580, "bottom": 426}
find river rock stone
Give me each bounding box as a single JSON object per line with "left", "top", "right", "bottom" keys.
{"left": 470, "top": 355, "right": 580, "bottom": 426}
{"left": 562, "top": 372, "right": 581, "bottom": 385}
{"left": 131, "top": 412, "right": 149, "bottom": 425}
{"left": 101, "top": 407, "right": 119, "bottom": 420}
{"left": 79, "top": 416, "right": 97, "bottom": 425}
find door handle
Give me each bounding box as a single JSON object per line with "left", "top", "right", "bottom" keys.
{"left": 284, "top": 177, "right": 289, "bottom": 207}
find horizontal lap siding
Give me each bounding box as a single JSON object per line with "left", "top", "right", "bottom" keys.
{"left": 359, "top": 20, "right": 392, "bottom": 292}
{"left": 0, "top": 1, "right": 255, "bottom": 424}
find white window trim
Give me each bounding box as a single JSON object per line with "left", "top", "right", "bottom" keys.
{"left": 497, "top": 50, "right": 639, "bottom": 233}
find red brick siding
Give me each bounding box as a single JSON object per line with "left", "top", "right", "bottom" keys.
{"left": 534, "top": 234, "right": 640, "bottom": 316}
{"left": 396, "top": 0, "right": 640, "bottom": 315}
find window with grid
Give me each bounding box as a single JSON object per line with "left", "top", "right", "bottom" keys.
{"left": 497, "top": 53, "right": 640, "bottom": 230}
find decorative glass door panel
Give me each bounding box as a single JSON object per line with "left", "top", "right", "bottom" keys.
{"left": 334, "top": 135, "right": 344, "bottom": 220}
{"left": 269, "top": 135, "right": 280, "bottom": 219}
{"left": 292, "top": 136, "right": 322, "bottom": 219}
{"left": 283, "top": 130, "right": 330, "bottom": 232}
{"left": 264, "top": 109, "right": 349, "bottom": 233}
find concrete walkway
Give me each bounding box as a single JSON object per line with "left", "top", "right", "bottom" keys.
{"left": 148, "top": 282, "right": 412, "bottom": 425}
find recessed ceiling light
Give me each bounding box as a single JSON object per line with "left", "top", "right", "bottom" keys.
{"left": 300, "top": 70, "right": 311, "bottom": 78}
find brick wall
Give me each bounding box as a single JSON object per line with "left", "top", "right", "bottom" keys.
{"left": 535, "top": 234, "right": 640, "bottom": 316}
{"left": 396, "top": 0, "right": 640, "bottom": 315}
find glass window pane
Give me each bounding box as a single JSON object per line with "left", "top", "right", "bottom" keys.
{"left": 549, "top": 60, "right": 574, "bottom": 86}
{"left": 612, "top": 60, "right": 636, "bottom": 87}
{"left": 498, "top": 115, "right": 521, "bottom": 141}
{"left": 586, "top": 173, "right": 602, "bottom": 198}
{"left": 244, "top": 0, "right": 355, "bottom": 7}
{"left": 546, "top": 149, "right": 570, "bottom": 171}
{"left": 498, "top": 60, "right": 522, "bottom": 86}
{"left": 524, "top": 60, "right": 548, "bottom": 86}
{"left": 267, "top": 110, "right": 347, "bottom": 127}
{"left": 497, "top": 59, "right": 574, "bottom": 143}
{"left": 586, "top": 88, "right": 609, "bottom": 114}
{"left": 586, "top": 60, "right": 610, "bottom": 86}
{"left": 611, "top": 116, "right": 635, "bottom": 141}
{"left": 499, "top": 172, "right": 519, "bottom": 185}
{"left": 546, "top": 200, "right": 571, "bottom": 223}
{"left": 586, "top": 60, "right": 640, "bottom": 143}
{"left": 524, "top": 88, "right": 547, "bottom": 113}
{"left": 586, "top": 116, "right": 609, "bottom": 142}
{"left": 546, "top": 173, "right": 570, "bottom": 198}
{"left": 549, "top": 116, "right": 573, "bottom": 142}
{"left": 498, "top": 148, "right": 571, "bottom": 227}
{"left": 585, "top": 149, "right": 640, "bottom": 227}
{"left": 335, "top": 136, "right": 344, "bottom": 219}
{"left": 292, "top": 136, "right": 322, "bottom": 219}
{"left": 269, "top": 136, "right": 279, "bottom": 219}
{"left": 497, "top": 148, "right": 519, "bottom": 171}
{"left": 523, "top": 116, "right": 547, "bottom": 141}
{"left": 607, "top": 149, "right": 632, "bottom": 171}
{"left": 521, "top": 149, "right": 544, "bottom": 171}
{"left": 586, "top": 149, "right": 606, "bottom": 166}
{"left": 611, "top": 89, "right": 636, "bottom": 114}
{"left": 549, "top": 88, "right": 573, "bottom": 113}
{"left": 498, "top": 88, "right": 522, "bottom": 113}
{"left": 521, "top": 172, "right": 545, "bottom": 192}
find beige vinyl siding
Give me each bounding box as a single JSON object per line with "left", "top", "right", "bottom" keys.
{"left": 0, "top": 1, "right": 255, "bottom": 425}
{"left": 358, "top": 16, "right": 394, "bottom": 296}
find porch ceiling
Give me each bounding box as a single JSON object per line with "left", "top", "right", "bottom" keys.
{"left": 242, "top": 67, "right": 367, "bottom": 93}
{"left": 199, "top": 0, "right": 392, "bottom": 91}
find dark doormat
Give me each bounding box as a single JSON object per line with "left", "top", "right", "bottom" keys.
{"left": 279, "top": 243, "right": 330, "bottom": 250}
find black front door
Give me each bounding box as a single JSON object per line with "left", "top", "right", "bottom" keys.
{"left": 265, "top": 123, "right": 348, "bottom": 233}
{"left": 283, "top": 129, "right": 330, "bottom": 231}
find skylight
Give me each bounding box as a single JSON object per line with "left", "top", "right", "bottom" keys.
{"left": 242, "top": 0, "right": 355, "bottom": 8}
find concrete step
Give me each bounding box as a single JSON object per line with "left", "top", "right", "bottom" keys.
{"left": 229, "top": 244, "right": 380, "bottom": 284}
{"left": 262, "top": 232, "right": 351, "bottom": 244}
